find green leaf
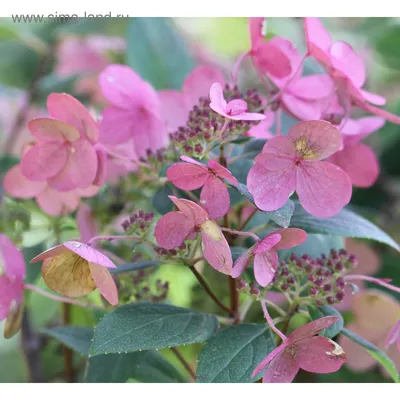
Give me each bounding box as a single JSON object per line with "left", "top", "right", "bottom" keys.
{"left": 43, "top": 326, "right": 93, "bottom": 356}
{"left": 308, "top": 305, "right": 344, "bottom": 338}
{"left": 341, "top": 328, "right": 400, "bottom": 383}
{"left": 0, "top": 24, "right": 18, "bottom": 40}
{"left": 86, "top": 351, "right": 186, "bottom": 383}
{"left": 37, "top": 73, "right": 78, "bottom": 100}
{"left": 110, "top": 260, "right": 161, "bottom": 275}
{"left": 126, "top": 18, "right": 195, "bottom": 89}
{"left": 0, "top": 154, "right": 19, "bottom": 174}
{"left": 290, "top": 202, "right": 400, "bottom": 252}
{"left": 89, "top": 303, "right": 218, "bottom": 356}
{"left": 226, "top": 181, "right": 294, "bottom": 228}
{"left": 196, "top": 324, "right": 275, "bottom": 383}
{"left": 242, "top": 138, "right": 266, "bottom": 158}
{"left": 152, "top": 183, "right": 174, "bottom": 215}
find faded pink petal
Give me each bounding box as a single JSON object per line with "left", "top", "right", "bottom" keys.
{"left": 254, "top": 249, "right": 278, "bottom": 287}
{"left": 77, "top": 204, "right": 99, "bottom": 243}
{"left": 262, "top": 348, "right": 300, "bottom": 383}
{"left": 330, "top": 41, "right": 366, "bottom": 88}
{"left": 47, "top": 93, "right": 98, "bottom": 143}
{"left": 295, "top": 336, "right": 346, "bottom": 373}
{"left": 360, "top": 89, "right": 386, "bottom": 106}
{"left": 169, "top": 196, "right": 208, "bottom": 226}
{"left": 288, "top": 120, "right": 342, "bottom": 160}
{"left": 36, "top": 187, "right": 80, "bottom": 216}
{"left": 251, "top": 41, "right": 292, "bottom": 79}
{"left": 254, "top": 234, "right": 282, "bottom": 254}
{"left": 20, "top": 142, "right": 68, "bottom": 181}
{"left": 154, "top": 211, "right": 194, "bottom": 250}
{"left": 271, "top": 228, "right": 307, "bottom": 251}
{"left": 200, "top": 176, "right": 230, "bottom": 219}
{"left": 63, "top": 241, "right": 116, "bottom": 269}
{"left": 231, "top": 247, "right": 254, "bottom": 278}
{"left": 226, "top": 99, "right": 247, "bottom": 115}
{"left": 99, "top": 64, "right": 160, "bottom": 112}
{"left": 99, "top": 106, "right": 135, "bottom": 145}
{"left": 183, "top": 65, "right": 226, "bottom": 109}
{"left": 201, "top": 227, "right": 232, "bottom": 275}
{"left": 257, "top": 136, "right": 296, "bottom": 170}
{"left": 304, "top": 17, "right": 332, "bottom": 67}
{"left": 252, "top": 343, "right": 287, "bottom": 378}
{"left": 281, "top": 93, "right": 328, "bottom": 121}
{"left": 30, "top": 244, "right": 69, "bottom": 263}
{"left": 28, "top": 118, "right": 80, "bottom": 142}
{"left": 167, "top": 162, "right": 209, "bottom": 190}
{"left": 345, "top": 239, "right": 381, "bottom": 277}
{"left": 289, "top": 75, "right": 333, "bottom": 100}
{"left": 247, "top": 163, "right": 296, "bottom": 212}
{"left": 329, "top": 143, "right": 379, "bottom": 188}
{"left": 209, "top": 82, "right": 227, "bottom": 115}
{"left": 158, "top": 90, "right": 188, "bottom": 132}
{"left": 0, "top": 234, "right": 25, "bottom": 281}
{"left": 249, "top": 17, "right": 266, "bottom": 49}
{"left": 289, "top": 316, "right": 340, "bottom": 343}
{"left": 4, "top": 165, "right": 46, "bottom": 198}
{"left": 48, "top": 139, "right": 98, "bottom": 191}
{"left": 93, "top": 148, "right": 108, "bottom": 187}
{"left": 89, "top": 263, "right": 118, "bottom": 305}
{"left": 208, "top": 160, "right": 238, "bottom": 184}
{"left": 296, "top": 161, "right": 352, "bottom": 218}
{"left": 247, "top": 111, "right": 275, "bottom": 138}
{"left": 0, "top": 277, "right": 18, "bottom": 320}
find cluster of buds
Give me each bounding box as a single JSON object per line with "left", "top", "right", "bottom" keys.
{"left": 121, "top": 210, "right": 154, "bottom": 237}
{"left": 116, "top": 268, "right": 169, "bottom": 304}
{"left": 239, "top": 249, "right": 359, "bottom": 307}
{"left": 169, "top": 85, "right": 263, "bottom": 158}
{"left": 154, "top": 242, "right": 188, "bottom": 259}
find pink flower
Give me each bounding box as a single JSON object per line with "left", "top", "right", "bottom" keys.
{"left": 265, "top": 37, "right": 334, "bottom": 121}
{"left": 209, "top": 83, "right": 266, "bottom": 121}
{"left": 247, "top": 120, "right": 352, "bottom": 218}
{"left": 232, "top": 228, "right": 307, "bottom": 286}
{"left": 338, "top": 290, "right": 400, "bottom": 374}
{"left": 20, "top": 93, "right": 102, "bottom": 192}
{"left": 329, "top": 117, "right": 384, "bottom": 188}
{"left": 0, "top": 234, "right": 25, "bottom": 338}
{"left": 98, "top": 64, "right": 168, "bottom": 158}
{"left": 304, "top": 18, "right": 400, "bottom": 125}
{"left": 31, "top": 241, "right": 118, "bottom": 306}
{"left": 159, "top": 65, "right": 226, "bottom": 133}
{"left": 166, "top": 156, "right": 238, "bottom": 219}
{"left": 4, "top": 164, "right": 100, "bottom": 216}
{"left": 248, "top": 18, "right": 292, "bottom": 79}
{"left": 77, "top": 203, "right": 100, "bottom": 243}
{"left": 253, "top": 316, "right": 346, "bottom": 383}
{"left": 154, "top": 196, "right": 232, "bottom": 275}
{"left": 247, "top": 111, "right": 275, "bottom": 138}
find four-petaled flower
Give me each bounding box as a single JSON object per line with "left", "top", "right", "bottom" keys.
{"left": 253, "top": 316, "right": 346, "bottom": 383}
{"left": 20, "top": 93, "right": 104, "bottom": 192}
{"left": 167, "top": 156, "right": 238, "bottom": 219}
{"left": 232, "top": 228, "right": 307, "bottom": 286}
{"left": 31, "top": 241, "right": 118, "bottom": 306}
{"left": 304, "top": 17, "right": 400, "bottom": 125}
{"left": 0, "top": 234, "right": 26, "bottom": 338}
{"left": 209, "top": 83, "right": 266, "bottom": 121}
{"left": 247, "top": 120, "right": 352, "bottom": 218}
{"left": 154, "top": 196, "right": 232, "bottom": 275}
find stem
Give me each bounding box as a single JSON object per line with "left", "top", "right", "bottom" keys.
{"left": 218, "top": 120, "right": 230, "bottom": 141}
{"left": 187, "top": 264, "right": 235, "bottom": 317}
{"left": 63, "top": 303, "right": 74, "bottom": 383}
{"left": 24, "top": 284, "right": 106, "bottom": 309}
{"left": 170, "top": 348, "right": 196, "bottom": 382}
{"left": 345, "top": 275, "right": 400, "bottom": 294}
{"left": 264, "top": 299, "right": 286, "bottom": 317}
{"left": 261, "top": 301, "right": 287, "bottom": 342}
{"left": 229, "top": 276, "right": 240, "bottom": 324}
{"left": 231, "top": 50, "right": 249, "bottom": 85}
{"left": 238, "top": 208, "right": 258, "bottom": 231}
{"left": 275, "top": 108, "right": 282, "bottom": 136}
{"left": 20, "top": 311, "right": 44, "bottom": 382}
{"left": 221, "top": 227, "right": 259, "bottom": 242}
{"left": 87, "top": 235, "right": 140, "bottom": 246}
{"left": 239, "top": 297, "right": 254, "bottom": 322}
